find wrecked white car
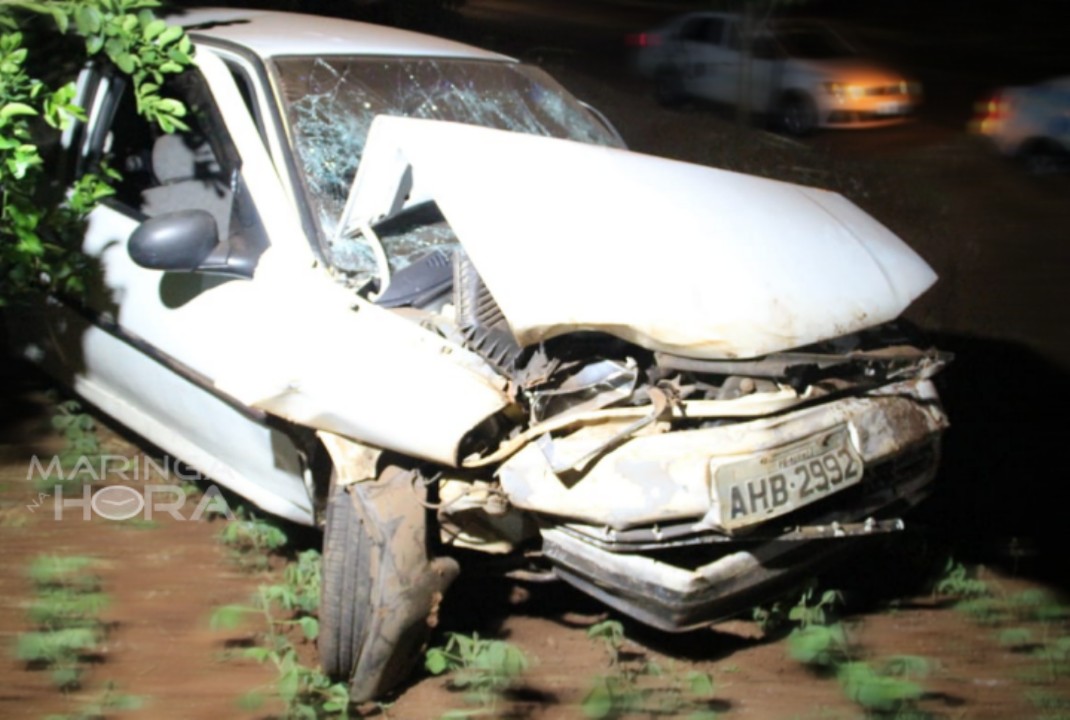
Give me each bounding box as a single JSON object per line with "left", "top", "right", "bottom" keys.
{"left": 8, "top": 8, "right": 948, "bottom": 701}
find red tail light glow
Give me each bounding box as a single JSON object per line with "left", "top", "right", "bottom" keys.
{"left": 625, "top": 33, "right": 661, "bottom": 48}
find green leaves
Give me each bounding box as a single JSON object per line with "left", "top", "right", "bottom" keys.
{"left": 838, "top": 661, "right": 925, "bottom": 713}
{"left": 209, "top": 603, "right": 259, "bottom": 631}
{"left": 219, "top": 514, "right": 289, "bottom": 570}
{"left": 0, "top": 101, "right": 37, "bottom": 122}
{"left": 787, "top": 624, "right": 849, "bottom": 667}
{"left": 581, "top": 623, "right": 719, "bottom": 720}
{"left": 0, "top": 1, "right": 195, "bottom": 307}
{"left": 17, "top": 554, "right": 108, "bottom": 689}
{"left": 425, "top": 632, "right": 530, "bottom": 716}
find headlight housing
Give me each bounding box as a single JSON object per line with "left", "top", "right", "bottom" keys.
{"left": 822, "top": 82, "right": 865, "bottom": 99}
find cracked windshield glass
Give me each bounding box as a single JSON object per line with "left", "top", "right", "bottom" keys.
{"left": 273, "top": 57, "right": 620, "bottom": 277}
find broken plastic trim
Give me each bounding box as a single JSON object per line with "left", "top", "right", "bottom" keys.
{"left": 528, "top": 358, "right": 638, "bottom": 423}
{"left": 655, "top": 346, "right": 951, "bottom": 381}
{"left": 461, "top": 387, "right": 807, "bottom": 468}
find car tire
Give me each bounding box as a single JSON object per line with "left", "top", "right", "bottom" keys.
{"left": 655, "top": 67, "right": 686, "bottom": 107}
{"left": 778, "top": 93, "right": 818, "bottom": 136}
{"left": 319, "top": 466, "right": 459, "bottom": 702}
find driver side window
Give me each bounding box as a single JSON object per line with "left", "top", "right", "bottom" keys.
{"left": 88, "top": 70, "right": 268, "bottom": 275}
{"left": 97, "top": 71, "right": 236, "bottom": 233}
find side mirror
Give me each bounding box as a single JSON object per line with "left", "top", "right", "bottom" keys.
{"left": 128, "top": 209, "right": 219, "bottom": 272}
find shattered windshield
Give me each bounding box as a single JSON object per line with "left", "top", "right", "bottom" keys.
{"left": 273, "top": 56, "right": 621, "bottom": 273}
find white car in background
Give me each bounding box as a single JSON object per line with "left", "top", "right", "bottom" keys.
{"left": 8, "top": 8, "right": 948, "bottom": 701}
{"left": 972, "top": 76, "right": 1070, "bottom": 174}
{"left": 631, "top": 12, "right": 921, "bottom": 134}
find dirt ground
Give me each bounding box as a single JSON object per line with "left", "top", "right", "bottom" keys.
{"left": 5, "top": 4, "right": 1070, "bottom": 719}
{"left": 2, "top": 391, "right": 1068, "bottom": 719}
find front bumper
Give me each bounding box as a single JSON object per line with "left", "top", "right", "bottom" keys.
{"left": 499, "top": 378, "right": 947, "bottom": 630}
{"left": 818, "top": 94, "right": 918, "bottom": 128}
{"left": 542, "top": 438, "right": 939, "bottom": 631}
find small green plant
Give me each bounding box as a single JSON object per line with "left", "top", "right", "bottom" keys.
{"left": 16, "top": 555, "right": 107, "bottom": 688}
{"left": 786, "top": 585, "right": 849, "bottom": 668}
{"left": 237, "top": 643, "right": 350, "bottom": 719}
{"left": 1027, "top": 689, "right": 1070, "bottom": 711}
{"left": 837, "top": 657, "right": 930, "bottom": 715}
{"left": 579, "top": 620, "right": 718, "bottom": 719}
{"left": 36, "top": 400, "right": 104, "bottom": 492}
{"left": 44, "top": 680, "right": 143, "bottom": 720}
{"left": 772, "top": 584, "right": 934, "bottom": 718}
{"left": 212, "top": 583, "right": 348, "bottom": 718}
{"left": 951, "top": 581, "right": 1070, "bottom": 688}
{"left": 218, "top": 510, "right": 288, "bottom": 570}
{"left": 17, "top": 627, "right": 101, "bottom": 688}
{"left": 425, "top": 632, "right": 530, "bottom": 717}
{"left": 933, "top": 559, "right": 990, "bottom": 599}
{"left": 260, "top": 548, "right": 321, "bottom": 616}
{"left": 788, "top": 624, "right": 851, "bottom": 668}
{"left": 588, "top": 619, "right": 626, "bottom": 664}
{"left": 790, "top": 586, "right": 844, "bottom": 628}
{"left": 752, "top": 598, "right": 788, "bottom": 634}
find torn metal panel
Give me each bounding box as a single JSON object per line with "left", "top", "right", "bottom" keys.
{"left": 437, "top": 478, "right": 538, "bottom": 554}
{"left": 497, "top": 379, "right": 947, "bottom": 531}
{"left": 317, "top": 430, "right": 382, "bottom": 485}
{"left": 339, "top": 116, "right": 937, "bottom": 360}
{"left": 209, "top": 276, "right": 512, "bottom": 466}
{"left": 528, "top": 358, "right": 638, "bottom": 423}
{"left": 461, "top": 385, "right": 810, "bottom": 468}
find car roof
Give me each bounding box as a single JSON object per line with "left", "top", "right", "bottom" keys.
{"left": 175, "top": 7, "right": 511, "bottom": 61}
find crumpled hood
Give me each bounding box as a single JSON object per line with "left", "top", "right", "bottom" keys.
{"left": 340, "top": 116, "right": 936, "bottom": 359}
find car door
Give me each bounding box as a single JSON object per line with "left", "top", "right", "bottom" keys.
{"left": 45, "top": 52, "right": 317, "bottom": 523}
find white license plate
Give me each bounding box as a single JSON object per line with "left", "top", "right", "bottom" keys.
{"left": 714, "top": 426, "right": 863, "bottom": 531}
{"left": 877, "top": 101, "right": 902, "bottom": 115}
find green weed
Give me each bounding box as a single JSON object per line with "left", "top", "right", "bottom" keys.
{"left": 425, "top": 632, "right": 530, "bottom": 717}
{"left": 212, "top": 583, "right": 348, "bottom": 718}
{"left": 43, "top": 680, "right": 143, "bottom": 720}
{"left": 933, "top": 559, "right": 991, "bottom": 599}
{"left": 786, "top": 585, "right": 849, "bottom": 668}
{"left": 17, "top": 555, "right": 107, "bottom": 689}
{"left": 788, "top": 624, "right": 851, "bottom": 668}
{"left": 218, "top": 510, "right": 288, "bottom": 570}
{"left": 1028, "top": 689, "right": 1070, "bottom": 710}
{"left": 260, "top": 549, "right": 321, "bottom": 616}
{"left": 579, "top": 620, "right": 718, "bottom": 719}
{"left": 39, "top": 400, "right": 104, "bottom": 492}
{"left": 951, "top": 579, "right": 1070, "bottom": 687}
{"left": 772, "top": 585, "right": 934, "bottom": 718}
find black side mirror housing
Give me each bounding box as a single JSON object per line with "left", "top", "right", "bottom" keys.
{"left": 129, "top": 210, "right": 219, "bottom": 272}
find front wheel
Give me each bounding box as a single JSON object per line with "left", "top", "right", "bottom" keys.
{"left": 319, "top": 466, "right": 459, "bottom": 702}
{"left": 655, "top": 67, "right": 686, "bottom": 107}
{"left": 778, "top": 93, "right": 819, "bottom": 136}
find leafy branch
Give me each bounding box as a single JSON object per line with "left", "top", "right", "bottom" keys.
{"left": 0, "top": 0, "right": 192, "bottom": 304}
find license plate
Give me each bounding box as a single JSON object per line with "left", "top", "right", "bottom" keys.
{"left": 714, "top": 426, "right": 863, "bottom": 531}
{"left": 877, "top": 101, "right": 902, "bottom": 115}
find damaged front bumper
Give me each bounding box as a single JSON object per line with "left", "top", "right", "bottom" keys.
{"left": 498, "top": 378, "right": 947, "bottom": 631}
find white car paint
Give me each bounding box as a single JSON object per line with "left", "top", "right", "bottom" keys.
{"left": 8, "top": 8, "right": 949, "bottom": 640}
{"left": 342, "top": 116, "right": 936, "bottom": 359}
